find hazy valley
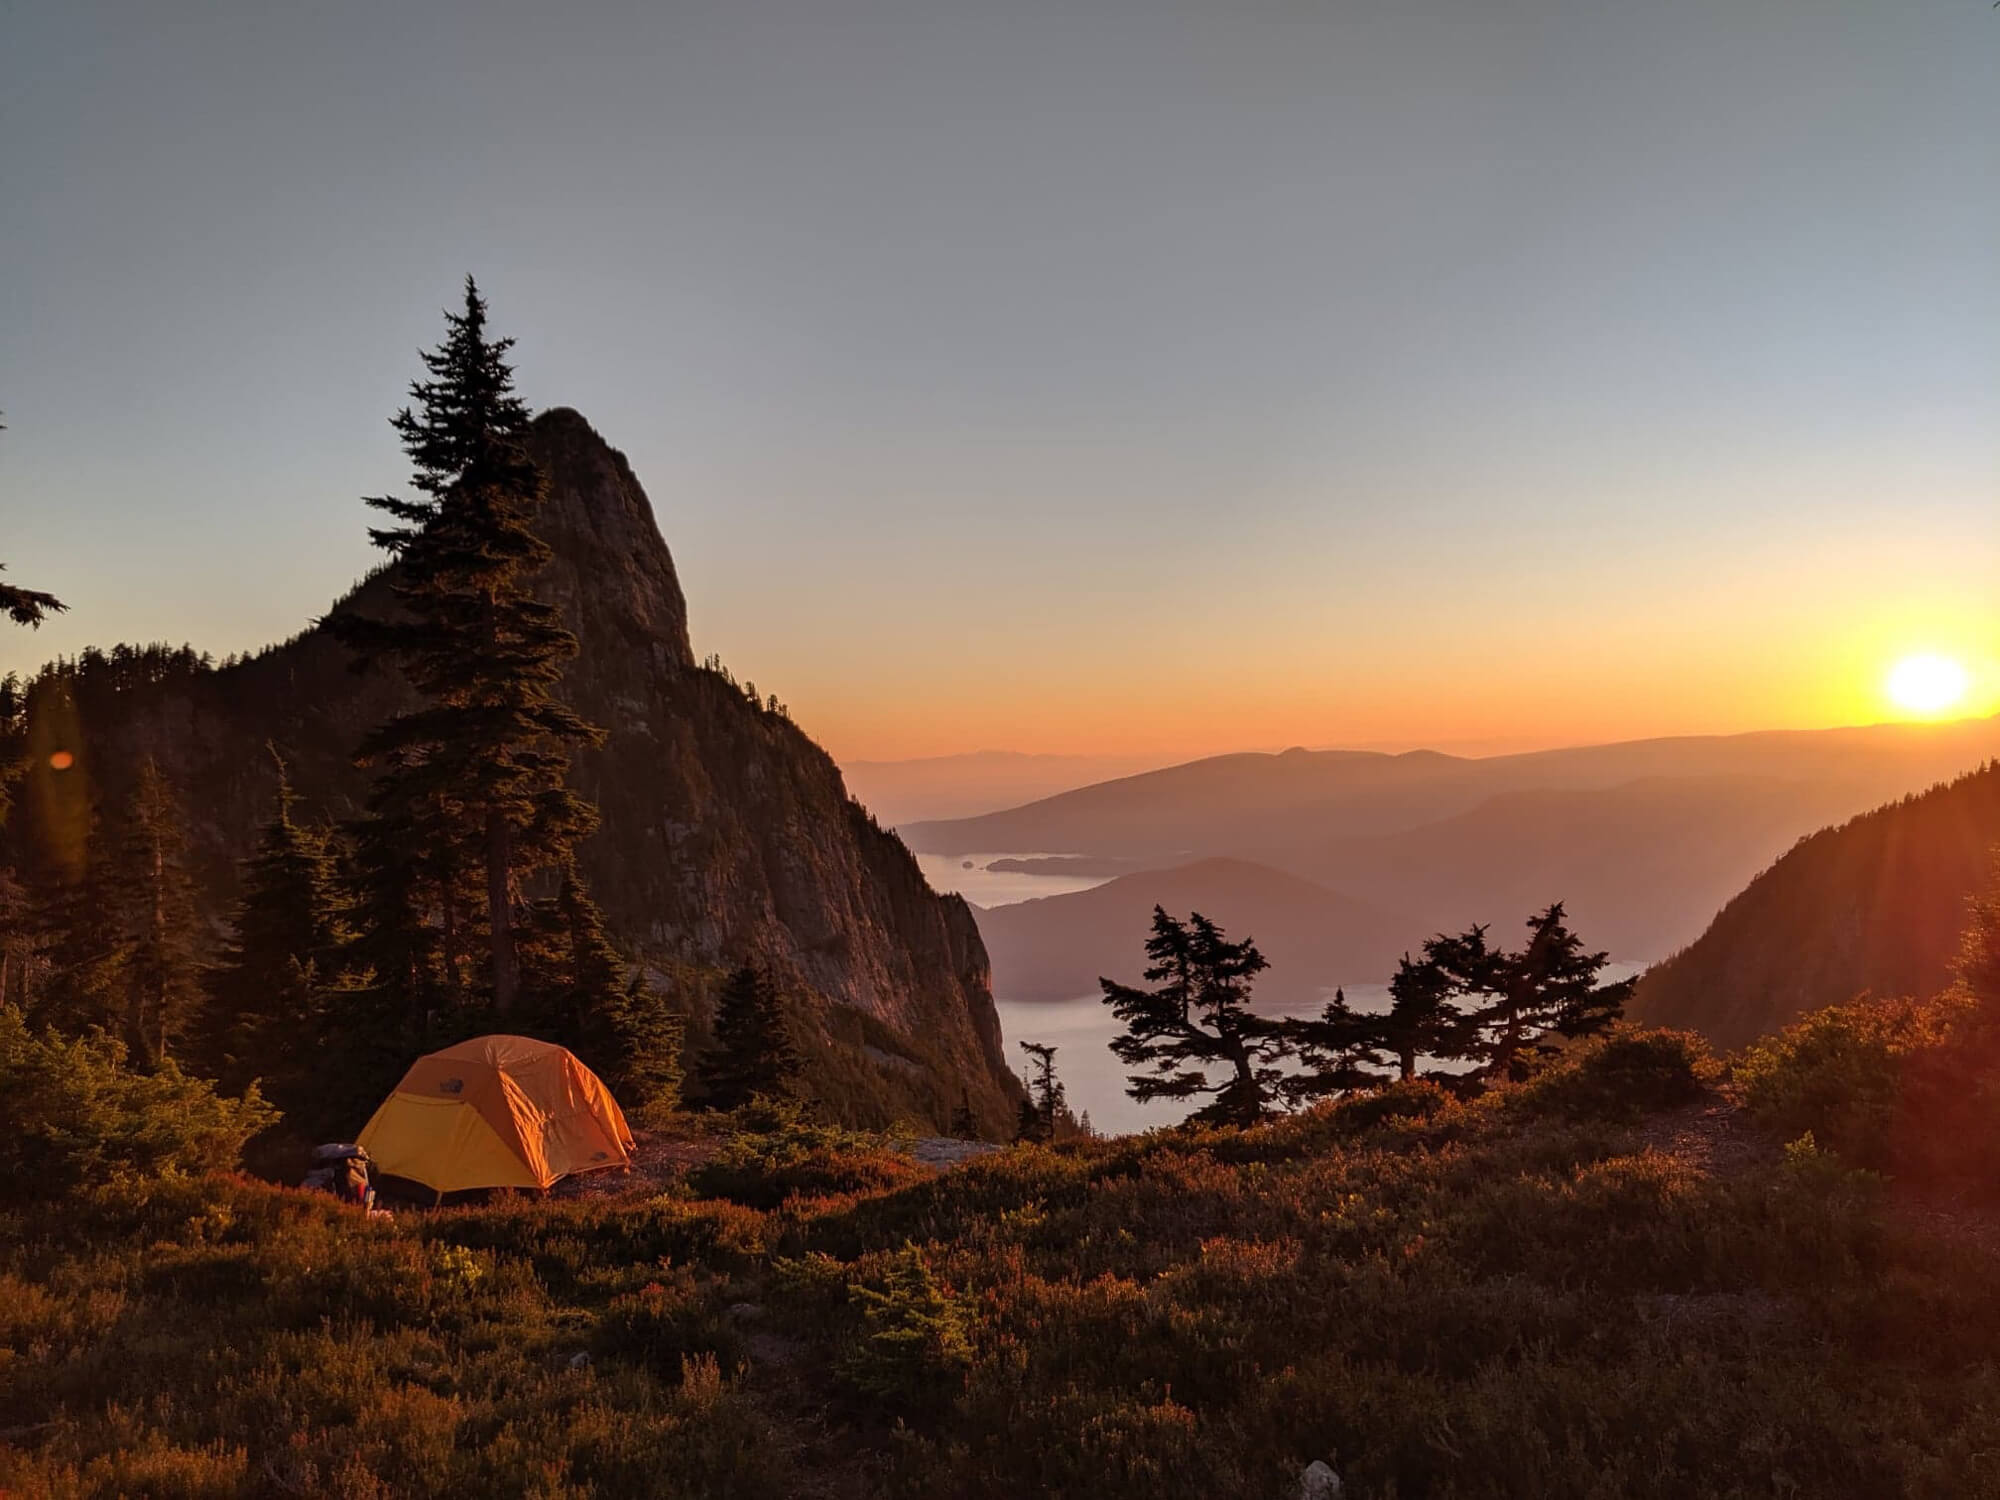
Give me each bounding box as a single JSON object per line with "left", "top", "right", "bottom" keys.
{"left": 886, "top": 719, "right": 2000, "bottom": 1004}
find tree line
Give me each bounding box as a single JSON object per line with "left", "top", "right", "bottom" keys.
{"left": 0, "top": 282, "right": 807, "bottom": 1142}
{"left": 1088, "top": 901, "right": 1631, "bottom": 1127}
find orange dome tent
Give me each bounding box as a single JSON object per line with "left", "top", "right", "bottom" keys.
{"left": 357, "top": 1035, "right": 633, "bottom": 1194}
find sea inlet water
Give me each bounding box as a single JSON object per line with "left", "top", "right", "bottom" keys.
{"left": 917, "top": 850, "right": 1646, "bottom": 1135}
{"left": 911, "top": 851, "right": 1117, "bottom": 907}
{"left": 993, "top": 984, "right": 1428, "bottom": 1137}
{"left": 995, "top": 970, "right": 1645, "bottom": 1138}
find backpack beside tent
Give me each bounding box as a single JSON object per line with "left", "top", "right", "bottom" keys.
{"left": 302, "top": 1142, "right": 375, "bottom": 1208}
{"left": 357, "top": 1035, "right": 633, "bottom": 1195}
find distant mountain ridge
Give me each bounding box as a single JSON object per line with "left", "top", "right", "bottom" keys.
{"left": 1293, "top": 772, "right": 1896, "bottom": 962}
{"left": 904, "top": 722, "right": 2000, "bottom": 860}
{"left": 911, "top": 721, "right": 2000, "bottom": 986}
{"left": 1633, "top": 761, "right": 2000, "bottom": 1048}
{"left": 973, "top": 856, "right": 1416, "bottom": 1008}
{"left": 841, "top": 750, "right": 1177, "bottom": 826}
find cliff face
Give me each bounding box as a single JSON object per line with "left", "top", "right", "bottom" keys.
{"left": 25, "top": 408, "right": 1017, "bottom": 1133}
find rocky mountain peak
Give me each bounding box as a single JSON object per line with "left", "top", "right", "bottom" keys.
{"left": 12, "top": 409, "right": 1019, "bottom": 1134}
{"left": 526, "top": 408, "right": 694, "bottom": 671}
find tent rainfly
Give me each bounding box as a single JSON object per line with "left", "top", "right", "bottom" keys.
{"left": 357, "top": 1035, "right": 634, "bottom": 1194}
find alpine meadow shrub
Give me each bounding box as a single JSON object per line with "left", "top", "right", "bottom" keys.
{"left": 1506, "top": 1026, "right": 1718, "bottom": 1124}
{"left": 13, "top": 995, "right": 2000, "bottom": 1497}
{"left": 595, "top": 1263, "right": 739, "bottom": 1380}
{"left": 0, "top": 1174, "right": 789, "bottom": 1499}
{"left": 1734, "top": 996, "right": 1959, "bottom": 1164}
{"left": 839, "top": 1243, "right": 974, "bottom": 1420}
{"left": 690, "top": 1111, "right": 927, "bottom": 1208}
{"left": 0, "top": 1007, "right": 278, "bottom": 1202}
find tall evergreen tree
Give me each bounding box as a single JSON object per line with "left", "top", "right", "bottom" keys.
{"left": 1014, "top": 1040, "right": 1067, "bottom": 1143}
{"left": 331, "top": 278, "right": 605, "bottom": 1020}
{"left": 695, "top": 963, "right": 803, "bottom": 1111}
{"left": 110, "top": 758, "right": 203, "bottom": 1068}
{"left": 949, "top": 1090, "right": 980, "bottom": 1141}
{"left": 1281, "top": 986, "right": 1395, "bottom": 1106}
{"left": 0, "top": 677, "right": 35, "bottom": 1012}
{"left": 1014, "top": 1100, "right": 1043, "bottom": 1142}
{"left": 534, "top": 865, "right": 683, "bottom": 1110}
{"left": 1463, "top": 904, "right": 1615, "bottom": 1079}
{"left": 339, "top": 801, "right": 460, "bottom": 1034}
{"left": 1391, "top": 905, "right": 1622, "bottom": 1083}
{"left": 28, "top": 824, "right": 124, "bottom": 1038}
{"left": 199, "top": 754, "right": 344, "bottom": 1092}
{"left": 1548, "top": 966, "right": 1636, "bottom": 1045}
{"left": 1378, "top": 953, "right": 1468, "bottom": 1081}
{"left": 0, "top": 862, "right": 30, "bottom": 1011}
{"left": 1100, "top": 907, "right": 1287, "bottom": 1127}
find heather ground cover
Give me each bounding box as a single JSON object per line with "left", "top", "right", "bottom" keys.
{"left": 9, "top": 1029, "right": 2000, "bottom": 1499}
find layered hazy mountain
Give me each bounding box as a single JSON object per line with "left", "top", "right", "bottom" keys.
{"left": 906, "top": 724, "right": 2000, "bottom": 859}
{"left": 843, "top": 750, "right": 1179, "bottom": 827}
{"left": 908, "top": 721, "right": 2000, "bottom": 1006}
{"left": 973, "top": 857, "right": 1414, "bottom": 1008}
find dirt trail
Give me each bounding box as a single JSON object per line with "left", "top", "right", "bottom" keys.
{"left": 550, "top": 1133, "right": 719, "bottom": 1198}
{"left": 1637, "top": 1092, "right": 2000, "bottom": 1256}
{"left": 1635, "top": 1095, "right": 1778, "bottom": 1176}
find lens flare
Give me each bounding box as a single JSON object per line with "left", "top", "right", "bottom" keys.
{"left": 48, "top": 750, "right": 75, "bottom": 771}
{"left": 1885, "top": 654, "right": 1970, "bottom": 717}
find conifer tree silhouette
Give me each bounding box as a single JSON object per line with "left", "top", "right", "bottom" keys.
{"left": 199, "top": 752, "right": 346, "bottom": 1095}
{"left": 0, "top": 417, "right": 65, "bottom": 627}
{"left": 111, "top": 759, "right": 202, "bottom": 1068}
{"left": 1100, "top": 907, "right": 1287, "bottom": 1126}
{"left": 331, "top": 279, "right": 605, "bottom": 1021}
{"left": 534, "top": 864, "right": 683, "bottom": 1109}
{"left": 696, "top": 963, "right": 803, "bottom": 1110}
{"left": 1014, "top": 1040, "right": 1067, "bottom": 1142}
{"left": 1282, "top": 986, "right": 1395, "bottom": 1106}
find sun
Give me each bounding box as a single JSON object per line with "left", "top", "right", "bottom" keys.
{"left": 1885, "top": 653, "right": 1970, "bottom": 717}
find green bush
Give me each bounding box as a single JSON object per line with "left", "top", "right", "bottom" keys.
{"left": 1205, "top": 1079, "right": 1469, "bottom": 1168}
{"left": 839, "top": 1244, "right": 973, "bottom": 1421}
{"left": 1734, "top": 997, "right": 1955, "bottom": 1164}
{"left": 595, "top": 1263, "right": 738, "bottom": 1379}
{"left": 689, "top": 1113, "right": 927, "bottom": 1209}
{"left": 0, "top": 1008, "right": 278, "bottom": 1202}
{"left": 1328, "top": 1076, "right": 1462, "bottom": 1133}
{"left": 1507, "top": 1027, "right": 1717, "bottom": 1124}
{"left": 0, "top": 1175, "right": 791, "bottom": 1498}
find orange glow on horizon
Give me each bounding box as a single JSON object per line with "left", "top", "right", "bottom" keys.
{"left": 800, "top": 607, "right": 2000, "bottom": 765}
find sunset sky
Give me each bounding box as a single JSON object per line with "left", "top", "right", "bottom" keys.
{"left": 4, "top": 1, "right": 1996, "bottom": 762}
